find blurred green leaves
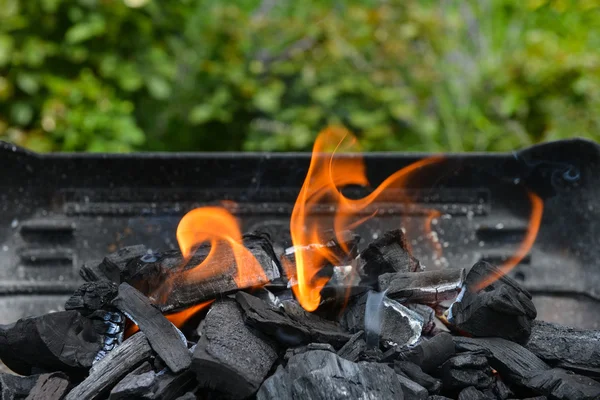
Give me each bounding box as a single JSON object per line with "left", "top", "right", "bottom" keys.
{"left": 0, "top": 0, "right": 599, "bottom": 153}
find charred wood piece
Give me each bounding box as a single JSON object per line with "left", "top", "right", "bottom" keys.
{"left": 396, "top": 373, "right": 428, "bottom": 400}
{"left": 341, "top": 293, "right": 423, "bottom": 350}
{"left": 112, "top": 283, "right": 191, "bottom": 373}
{"left": 0, "top": 310, "right": 112, "bottom": 375}
{"left": 108, "top": 371, "right": 156, "bottom": 400}
{"left": 337, "top": 331, "right": 367, "bottom": 362}
{"left": 192, "top": 300, "right": 278, "bottom": 399}
{"left": 235, "top": 291, "right": 350, "bottom": 348}
{"left": 395, "top": 361, "right": 442, "bottom": 395}
{"left": 382, "top": 332, "right": 455, "bottom": 374}
{"left": 65, "top": 332, "right": 153, "bottom": 400}
{"left": 457, "top": 386, "right": 494, "bottom": 400}
{"left": 151, "top": 370, "right": 197, "bottom": 400}
{"left": 448, "top": 261, "right": 536, "bottom": 343}
{"left": 379, "top": 269, "right": 465, "bottom": 304}
{"left": 453, "top": 336, "right": 550, "bottom": 386}
{"left": 89, "top": 245, "right": 149, "bottom": 283}
{"left": 257, "top": 350, "right": 406, "bottom": 400}
{"left": 0, "top": 373, "right": 40, "bottom": 400}
{"left": 525, "top": 320, "right": 600, "bottom": 378}
{"left": 526, "top": 368, "right": 600, "bottom": 400}
{"left": 440, "top": 353, "right": 494, "bottom": 391}
{"left": 65, "top": 281, "right": 119, "bottom": 316}
{"left": 125, "top": 233, "right": 281, "bottom": 312}
{"left": 25, "top": 372, "right": 70, "bottom": 400}
{"left": 284, "top": 343, "right": 336, "bottom": 361}
{"left": 358, "top": 229, "right": 421, "bottom": 286}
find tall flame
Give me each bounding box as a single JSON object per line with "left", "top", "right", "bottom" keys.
{"left": 290, "top": 127, "right": 444, "bottom": 311}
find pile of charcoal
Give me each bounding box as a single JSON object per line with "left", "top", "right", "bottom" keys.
{"left": 0, "top": 230, "right": 599, "bottom": 400}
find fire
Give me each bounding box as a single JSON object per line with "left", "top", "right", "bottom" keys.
{"left": 125, "top": 300, "right": 213, "bottom": 337}
{"left": 289, "top": 127, "right": 444, "bottom": 311}
{"left": 472, "top": 191, "right": 544, "bottom": 291}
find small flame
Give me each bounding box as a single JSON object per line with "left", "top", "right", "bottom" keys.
{"left": 125, "top": 300, "right": 213, "bottom": 338}
{"left": 473, "top": 191, "right": 544, "bottom": 291}
{"left": 290, "top": 127, "right": 444, "bottom": 311}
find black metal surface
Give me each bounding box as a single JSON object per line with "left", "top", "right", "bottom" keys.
{"left": 1, "top": 139, "right": 599, "bottom": 328}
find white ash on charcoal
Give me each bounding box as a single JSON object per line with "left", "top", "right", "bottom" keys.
{"left": 257, "top": 350, "right": 406, "bottom": 400}
{"left": 192, "top": 299, "right": 278, "bottom": 399}
{"left": 235, "top": 291, "right": 351, "bottom": 348}
{"left": 379, "top": 268, "right": 466, "bottom": 304}
{"left": 341, "top": 291, "right": 424, "bottom": 351}
{"left": 357, "top": 229, "right": 422, "bottom": 286}
{"left": 447, "top": 261, "right": 537, "bottom": 343}
{"left": 524, "top": 320, "right": 600, "bottom": 378}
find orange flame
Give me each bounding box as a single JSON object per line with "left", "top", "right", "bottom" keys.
{"left": 290, "top": 127, "right": 444, "bottom": 311}
{"left": 125, "top": 300, "right": 214, "bottom": 338}
{"left": 473, "top": 191, "right": 544, "bottom": 291}
{"left": 175, "top": 206, "right": 268, "bottom": 288}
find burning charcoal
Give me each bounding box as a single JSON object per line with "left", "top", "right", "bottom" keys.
{"left": 192, "top": 300, "right": 278, "bottom": 399}
{"left": 395, "top": 361, "right": 442, "bottom": 395}
{"left": 281, "top": 230, "right": 360, "bottom": 279}
{"left": 257, "top": 350, "right": 405, "bottom": 400}
{"left": 358, "top": 229, "right": 421, "bottom": 286}
{"left": 453, "top": 336, "right": 551, "bottom": 386}
{"left": 24, "top": 372, "right": 70, "bottom": 400}
{"left": 526, "top": 368, "right": 600, "bottom": 400}
{"left": 379, "top": 268, "right": 465, "bottom": 304}
{"left": 441, "top": 353, "right": 494, "bottom": 391}
{"left": 0, "top": 373, "right": 40, "bottom": 399}
{"left": 341, "top": 293, "right": 423, "bottom": 350}
{"left": 396, "top": 373, "right": 428, "bottom": 400}
{"left": 448, "top": 261, "right": 536, "bottom": 343}
{"left": 152, "top": 370, "right": 197, "bottom": 400}
{"left": 337, "top": 331, "right": 367, "bottom": 362}
{"left": 458, "top": 386, "right": 494, "bottom": 400}
{"left": 107, "top": 362, "right": 155, "bottom": 400}
{"left": 235, "top": 291, "right": 350, "bottom": 348}
{"left": 525, "top": 321, "right": 600, "bottom": 378}
{"left": 98, "top": 245, "right": 149, "bottom": 283}
{"left": 65, "top": 332, "right": 153, "bottom": 400}
{"left": 382, "top": 332, "right": 455, "bottom": 374}
{"left": 112, "top": 283, "right": 191, "bottom": 373}
{"left": 65, "top": 281, "right": 120, "bottom": 316}
{"left": 125, "top": 233, "right": 281, "bottom": 312}
{"left": 0, "top": 310, "right": 107, "bottom": 375}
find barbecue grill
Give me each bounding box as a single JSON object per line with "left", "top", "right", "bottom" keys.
{"left": 1, "top": 138, "right": 599, "bottom": 329}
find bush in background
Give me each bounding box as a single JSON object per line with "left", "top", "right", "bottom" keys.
{"left": 0, "top": 0, "right": 599, "bottom": 152}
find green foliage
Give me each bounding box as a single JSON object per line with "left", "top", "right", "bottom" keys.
{"left": 1, "top": 0, "right": 599, "bottom": 152}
